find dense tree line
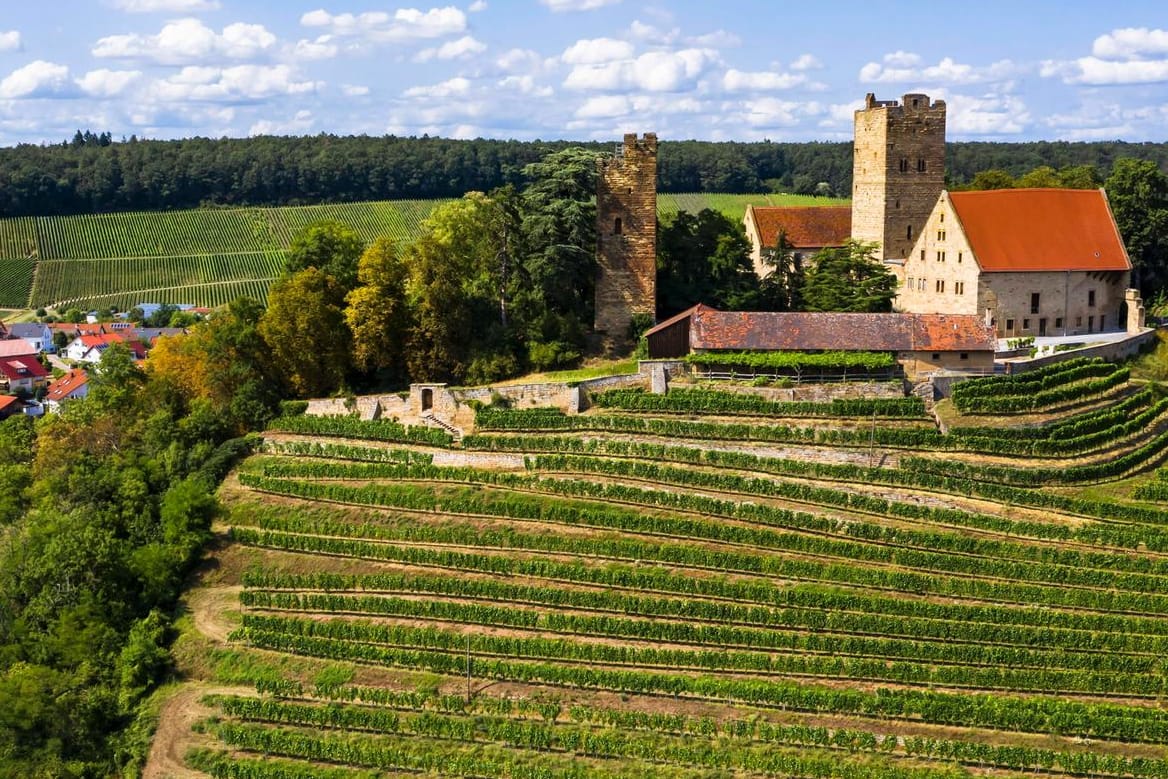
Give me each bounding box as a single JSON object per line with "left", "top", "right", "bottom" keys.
{"left": 2, "top": 132, "right": 1167, "bottom": 217}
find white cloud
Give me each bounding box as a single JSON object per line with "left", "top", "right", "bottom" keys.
{"left": 93, "top": 19, "right": 276, "bottom": 64}
{"left": 722, "top": 69, "right": 805, "bottom": 92}
{"left": 1092, "top": 27, "right": 1168, "bottom": 59}
{"left": 561, "top": 38, "right": 633, "bottom": 65}
{"left": 790, "top": 54, "right": 822, "bottom": 71}
{"left": 498, "top": 75, "right": 552, "bottom": 97}
{"left": 540, "top": 0, "right": 620, "bottom": 10}
{"left": 0, "top": 60, "right": 72, "bottom": 99}
{"left": 495, "top": 48, "right": 547, "bottom": 74}
{"left": 415, "top": 35, "right": 486, "bottom": 62}
{"left": 944, "top": 91, "right": 1030, "bottom": 135}
{"left": 293, "top": 36, "right": 339, "bottom": 60}
{"left": 0, "top": 31, "right": 22, "bottom": 52}
{"left": 740, "top": 97, "right": 811, "bottom": 128}
{"left": 403, "top": 76, "right": 471, "bottom": 98}
{"left": 111, "top": 0, "right": 221, "bottom": 11}
{"left": 468, "top": 0, "right": 487, "bottom": 10}
{"left": 150, "top": 64, "right": 318, "bottom": 102}
{"left": 687, "top": 30, "right": 739, "bottom": 47}
{"left": 300, "top": 7, "right": 466, "bottom": 44}
{"left": 859, "top": 52, "right": 1016, "bottom": 85}
{"left": 250, "top": 109, "right": 313, "bottom": 136}
{"left": 563, "top": 48, "right": 715, "bottom": 92}
{"left": 76, "top": 68, "right": 142, "bottom": 97}
{"left": 628, "top": 20, "right": 678, "bottom": 45}
{"left": 575, "top": 94, "right": 629, "bottom": 118}
{"left": 341, "top": 84, "right": 369, "bottom": 96}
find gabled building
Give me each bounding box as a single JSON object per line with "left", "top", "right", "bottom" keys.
{"left": 0, "top": 340, "right": 36, "bottom": 360}
{"left": 896, "top": 188, "right": 1134, "bottom": 337}
{"left": 743, "top": 205, "right": 851, "bottom": 277}
{"left": 0, "top": 355, "right": 49, "bottom": 394}
{"left": 5, "top": 323, "right": 53, "bottom": 353}
{"left": 644, "top": 304, "right": 997, "bottom": 377}
{"left": 65, "top": 333, "right": 146, "bottom": 364}
{"left": 44, "top": 368, "right": 89, "bottom": 412}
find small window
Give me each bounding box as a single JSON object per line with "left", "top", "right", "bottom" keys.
{"left": 957, "top": 251, "right": 962, "bottom": 263}
{"left": 935, "top": 279, "right": 945, "bottom": 293}
{"left": 1030, "top": 293, "right": 1040, "bottom": 314}
{"left": 931, "top": 353, "right": 940, "bottom": 361}
{"left": 920, "top": 249, "right": 925, "bottom": 261}
{"left": 1088, "top": 289, "right": 1096, "bottom": 307}
{"left": 907, "top": 276, "right": 914, "bottom": 288}
{"left": 954, "top": 281, "right": 964, "bottom": 295}
{"left": 1023, "top": 318, "right": 1030, "bottom": 330}
{"left": 1088, "top": 315, "right": 1094, "bottom": 332}
{"left": 613, "top": 217, "right": 622, "bottom": 235}
{"left": 899, "top": 158, "right": 909, "bottom": 172}
{"left": 1006, "top": 318, "right": 1014, "bottom": 331}
{"left": 1076, "top": 316, "right": 1083, "bottom": 327}
{"left": 1100, "top": 314, "right": 1105, "bottom": 330}
{"left": 907, "top": 224, "right": 913, "bottom": 240}
{"left": 917, "top": 158, "right": 926, "bottom": 172}
{"left": 959, "top": 353, "right": 969, "bottom": 360}
{"left": 895, "top": 199, "right": 901, "bottom": 209}
{"left": 936, "top": 251, "right": 945, "bottom": 262}
{"left": 939, "top": 212, "right": 944, "bottom": 223}
{"left": 937, "top": 230, "right": 945, "bottom": 241}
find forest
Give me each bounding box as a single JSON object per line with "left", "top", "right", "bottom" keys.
{"left": 1, "top": 131, "right": 1167, "bottom": 217}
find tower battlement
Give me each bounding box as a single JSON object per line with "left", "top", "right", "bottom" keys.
{"left": 852, "top": 93, "right": 946, "bottom": 261}
{"left": 595, "top": 132, "right": 657, "bottom": 336}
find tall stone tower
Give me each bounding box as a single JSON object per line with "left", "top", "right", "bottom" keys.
{"left": 595, "top": 133, "right": 657, "bottom": 336}
{"left": 851, "top": 93, "right": 946, "bottom": 261}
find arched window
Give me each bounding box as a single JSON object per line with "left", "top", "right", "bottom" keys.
{"left": 906, "top": 224, "right": 913, "bottom": 240}
{"left": 614, "top": 217, "right": 622, "bottom": 235}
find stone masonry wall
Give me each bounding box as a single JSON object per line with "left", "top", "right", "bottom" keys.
{"left": 977, "top": 270, "right": 1128, "bottom": 337}
{"left": 852, "top": 93, "right": 946, "bottom": 261}
{"left": 896, "top": 192, "right": 980, "bottom": 316}
{"left": 595, "top": 133, "right": 657, "bottom": 336}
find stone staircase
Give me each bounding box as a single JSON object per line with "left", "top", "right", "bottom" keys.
{"left": 420, "top": 411, "right": 464, "bottom": 442}
{"left": 912, "top": 378, "right": 943, "bottom": 431}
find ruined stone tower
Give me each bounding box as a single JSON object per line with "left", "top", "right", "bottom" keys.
{"left": 595, "top": 133, "right": 657, "bottom": 336}
{"left": 852, "top": 93, "right": 946, "bottom": 261}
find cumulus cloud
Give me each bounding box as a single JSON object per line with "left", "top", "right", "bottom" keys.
{"left": 403, "top": 76, "right": 471, "bottom": 98}
{"left": 300, "top": 6, "right": 466, "bottom": 43}
{"left": 111, "top": 0, "right": 221, "bottom": 11}
{"left": 944, "top": 91, "right": 1030, "bottom": 135}
{"left": 292, "top": 36, "right": 339, "bottom": 60}
{"left": 341, "top": 84, "right": 370, "bottom": 96}
{"left": 722, "top": 69, "right": 805, "bottom": 92}
{"left": 575, "top": 94, "right": 629, "bottom": 118}
{"left": 76, "top": 68, "right": 142, "bottom": 97}
{"left": 790, "top": 54, "right": 822, "bottom": 71}
{"left": 1092, "top": 27, "right": 1168, "bottom": 59}
{"left": 740, "top": 97, "right": 812, "bottom": 128}
{"left": 468, "top": 0, "right": 487, "bottom": 10}
{"left": 540, "top": 0, "right": 620, "bottom": 11}
{"left": 497, "top": 75, "right": 552, "bottom": 97}
{"left": 415, "top": 35, "right": 486, "bottom": 62}
{"left": 0, "top": 60, "right": 72, "bottom": 99}
{"left": 561, "top": 38, "right": 634, "bottom": 65}
{"left": 1042, "top": 27, "right": 1168, "bottom": 85}
{"left": 93, "top": 18, "right": 276, "bottom": 64}
{"left": 150, "top": 64, "right": 319, "bottom": 102}
{"left": 563, "top": 48, "right": 715, "bottom": 92}
{"left": 0, "top": 31, "right": 22, "bottom": 52}
{"left": 495, "top": 48, "right": 546, "bottom": 73}
{"left": 250, "top": 109, "right": 314, "bottom": 136}
{"left": 859, "top": 52, "right": 1016, "bottom": 84}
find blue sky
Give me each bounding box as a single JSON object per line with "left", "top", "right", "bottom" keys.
{"left": 0, "top": 0, "right": 1166, "bottom": 145}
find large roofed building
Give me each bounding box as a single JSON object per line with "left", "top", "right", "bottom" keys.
{"left": 742, "top": 205, "right": 851, "bottom": 277}
{"left": 896, "top": 188, "right": 1135, "bottom": 338}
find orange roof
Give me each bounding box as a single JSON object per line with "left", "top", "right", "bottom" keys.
{"left": 949, "top": 188, "right": 1131, "bottom": 273}
{"left": 45, "top": 368, "right": 89, "bottom": 401}
{"left": 0, "top": 395, "right": 18, "bottom": 413}
{"left": 748, "top": 205, "right": 851, "bottom": 250}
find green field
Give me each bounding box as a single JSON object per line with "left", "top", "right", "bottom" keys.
{"left": 0, "top": 193, "right": 846, "bottom": 310}
{"left": 162, "top": 363, "right": 1168, "bottom": 778}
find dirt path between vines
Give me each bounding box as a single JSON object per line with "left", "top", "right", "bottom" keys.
{"left": 142, "top": 683, "right": 255, "bottom": 779}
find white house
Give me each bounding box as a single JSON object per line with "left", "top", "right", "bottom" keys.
{"left": 44, "top": 368, "right": 90, "bottom": 412}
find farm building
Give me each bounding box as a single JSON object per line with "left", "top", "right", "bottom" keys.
{"left": 644, "top": 304, "right": 996, "bottom": 378}
{"left": 742, "top": 205, "right": 851, "bottom": 278}
{"left": 895, "top": 188, "right": 1136, "bottom": 338}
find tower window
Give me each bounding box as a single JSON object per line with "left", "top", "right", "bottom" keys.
{"left": 613, "top": 217, "right": 622, "bottom": 235}
{"left": 1030, "top": 292, "right": 1040, "bottom": 314}
{"left": 957, "top": 252, "right": 962, "bottom": 263}
{"left": 935, "top": 279, "right": 945, "bottom": 293}
{"left": 1088, "top": 289, "right": 1096, "bottom": 307}
{"left": 917, "top": 158, "right": 926, "bottom": 172}
{"left": 895, "top": 199, "right": 901, "bottom": 209}
{"left": 899, "top": 158, "right": 909, "bottom": 172}
{"left": 907, "top": 225, "right": 913, "bottom": 240}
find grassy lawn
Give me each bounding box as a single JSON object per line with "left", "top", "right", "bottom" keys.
{"left": 485, "top": 357, "right": 639, "bottom": 386}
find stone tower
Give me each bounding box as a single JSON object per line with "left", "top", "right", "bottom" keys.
{"left": 595, "top": 132, "right": 657, "bottom": 336}
{"left": 852, "top": 93, "right": 946, "bottom": 261}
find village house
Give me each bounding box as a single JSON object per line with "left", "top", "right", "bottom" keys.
{"left": 64, "top": 332, "right": 146, "bottom": 364}
{"left": 644, "top": 304, "right": 997, "bottom": 378}
{"left": 4, "top": 323, "right": 54, "bottom": 353}
{"left": 43, "top": 368, "right": 89, "bottom": 412}
{"left": 742, "top": 205, "right": 851, "bottom": 277}
{"left": 0, "top": 355, "right": 49, "bottom": 394}
{"left": 895, "top": 188, "right": 1133, "bottom": 337}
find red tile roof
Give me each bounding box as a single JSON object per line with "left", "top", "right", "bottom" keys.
{"left": 949, "top": 188, "right": 1131, "bottom": 273}
{"left": 0, "top": 357, "right": 48, "bottom": 381}
{"left": 45, "top": 368, "right": 89, "bottom": 401}
{"left": 747, "top": 205, "right": 852, "bottom": 250}
{"left": 683, "top": 309, "right": 995, "bottom": 352}
{"left": 0, "top": 395, "right": 19, "bottom": 414}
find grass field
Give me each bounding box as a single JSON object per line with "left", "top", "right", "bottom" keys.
{"left": 0, "top": 193, "right": 846, "bottom": 310}
{"left": 158, "top": 363, "right": 1168, "bottom": 779}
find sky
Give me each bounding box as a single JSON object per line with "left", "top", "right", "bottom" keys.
{"left": 0, "top": 0, "right": 1166, "bottom": 146}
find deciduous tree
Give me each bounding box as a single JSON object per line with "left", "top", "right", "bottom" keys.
{"left": 802, "top": 240, "right": 896, "bottom": 313}
{"left": 259, "top": 267, "right": 351, "bottom": 397}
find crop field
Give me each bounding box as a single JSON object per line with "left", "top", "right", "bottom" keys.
{"left": 161, "top": 358, "right": 1168, "bottom": 779}
{"left": 0, "top": 193, "right": 846, "bottom": 311}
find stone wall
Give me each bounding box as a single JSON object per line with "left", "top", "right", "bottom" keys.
{"left": 896, "top": 192, "right": 980, "bottom": 316}
{"left": 978, "top": 270, "right": 1128, "bottom": 338}
{"left": 1003, "top": 329, "right": 1157, "bottom": 374}
{"left": 852, "top": 93, "right": 946, "bottom": 261}
{"left": 595, "top": 133, "right": 657, "bottom": 336}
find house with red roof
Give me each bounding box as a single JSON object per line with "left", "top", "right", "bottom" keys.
{"left": 0, "top": 355, "right": 49, "bottom": 394}
{"left": 743, "top": 205, "right": 851, "bottom": 278}
{"left": 44, "top": 368, "right": 90, "bottom": 412}
{"left": 64, "top": 332, "right": 146, "bottom": 364}
{"left": 895, "top": 188, "right": 1135, "bottom": 338}
{"left": 0, "top": 394, "right": 23, "bottom": 420}
{"left": 644, "top": 303, "right": 997, "bottom": 377}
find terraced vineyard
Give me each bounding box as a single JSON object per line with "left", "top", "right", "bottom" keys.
{"left": 0, "top": 193, "right": 845, "bottom": 310}
{"left": 163, "top": 358, "right": 1168, "bottom": 779}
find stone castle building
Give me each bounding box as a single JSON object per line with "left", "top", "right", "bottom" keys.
{"left": 595, "top": 133, "right": 657, "bottom": 336}
{"left": 852, "top": 93, "right": 947, "bottom": 262}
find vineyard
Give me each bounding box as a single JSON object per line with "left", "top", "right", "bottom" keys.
{"left": 0, "top": 193, "right": 844, "bottom": 310}
{"left": 159, "top": 361, "right": 1168, "bottom": 779}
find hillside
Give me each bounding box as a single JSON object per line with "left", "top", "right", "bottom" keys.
{"left": 155, "top": 358, "right": 1168, "bottom": 778}
{"left": 0, "top": 192, "right": 841, "bottom": 311}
